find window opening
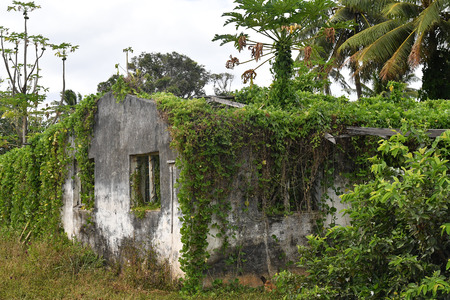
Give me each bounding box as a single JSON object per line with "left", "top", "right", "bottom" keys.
{"left": 73, "top": 160, "right": 81, "bottom": 207}
{"left": 130, "top": 153, "right": 161, "bottom": 210}
{"left": 82, "top": 158, "right": 95, "bottom": 205}
{"left": 73, "top": 158, "right": 94, "bottom": 209}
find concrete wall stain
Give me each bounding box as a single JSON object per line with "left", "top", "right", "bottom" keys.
{"left": 61, "top": 93, "right": 351, "bottom": 283}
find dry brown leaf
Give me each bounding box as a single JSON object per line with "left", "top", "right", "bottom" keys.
{"left": 241, "top": 69, "right": 257, "bottom": 84}
{"left": 304, "top": 46, "right": 312, "bottom": 67}
{"left": 325, "top": 27, "right": 335, "bottom": 44}
{"left": 238, "top": 35, "right": 247, "bottom": 52}
{"left": 248, "top": 43, "right": 264, "bottom": 62}
{"left": 226, "top": 55, "right": 240, "bottom": 69}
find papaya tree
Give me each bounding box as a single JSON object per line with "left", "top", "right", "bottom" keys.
{"left": 213, "top": 0, "right": 336, "bottom": 107}
{"left": 0, "top": 1, "right": 47, "bottom": 146}
{"left": 0, "top": 1, "right": 76, "bottom": 146}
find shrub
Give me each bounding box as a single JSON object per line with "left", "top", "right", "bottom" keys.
{"left": 292, "top": 129, "right": 450, "bottom": 299}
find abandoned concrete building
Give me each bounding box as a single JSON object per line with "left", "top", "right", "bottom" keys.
{"left": 61, "top": 93, "right": 353, "bottom": 284}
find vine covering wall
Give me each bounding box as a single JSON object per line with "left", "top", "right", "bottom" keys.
{"left": 0, "top": 86, "right": 449, "bottom": 293}
{"left": 154, "top": 90, "right": 450, "bottom": 292}
{"left": 0, "top": 94, "right": 99, "bottom": 236}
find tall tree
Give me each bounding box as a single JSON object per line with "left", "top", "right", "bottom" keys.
{"left": 0, "top": 1, "right": 77, "bottom": 147}
{"left": 52, "top": 43, "right": 79, "bottom": 106}
{"left": 133, "top": 52, "right": 210, "bottom": 98}
{"left": 98, "top": 51, "right": 210, "bottom": 99}
{"left": 339, "top": 0, "right": 450, "bottom": 98}
{"left": 213, "top": 0, "right": 336, "bottom": 107}
{"left": 324, "top": 0, "right": 388, "bottom": 99}
{"left": 0, "top": 1, "right": 46, "bottom": 146}
{"left": 211, "top": 72, "right": 234, "bottom": 96}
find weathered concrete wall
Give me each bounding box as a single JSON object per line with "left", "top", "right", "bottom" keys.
{"left": 62, "top": 94, "right": 182, "bottom": 275}
{"left": 61, "top": 93, "right": 352, "bottom": 282}
{"left": 203, "top": 163, "right": 320, "bottom": 285}
{"left": 202, "top": 143, "right": 353, "bottom": 284}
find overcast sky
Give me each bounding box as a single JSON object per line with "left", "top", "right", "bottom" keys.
{"left": 0, "top": 0, "right": 283, "bottom": 102}
{"left": 0, "top": 0, "right": 383, "bottom": 104}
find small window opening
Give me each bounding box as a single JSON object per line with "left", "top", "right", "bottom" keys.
{"left": 73, "top": 160, "right": 81, "bottom": 207}
{"left": 82, "top": 158, "right": 95, "bottom": 207}
{"left": 73, "top": 158, "right": 95, "bottom": 209}
{"left": 130, "top": 153, "right": 161, "bottom": 210}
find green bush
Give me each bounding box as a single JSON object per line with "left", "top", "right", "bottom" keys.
{"left": 291, "top": 129, "right": 450, "bottom": 299}
{"left": 0, "top": 93, "right": 99, "bottom": 235}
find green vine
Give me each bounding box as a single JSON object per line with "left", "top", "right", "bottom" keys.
{"left": 157, "top": 94, "right": 241, "bottom": 293}
{"left": 69, "top": 94, "right": 99, "bottom": 209}
{"left": 154, "top": 91, "right": 450, "bottom": 294}
{"left": 0, "top": 86, "right": 448, "bottom": 294}
{"left": 0, "top": 93, "right": 100, "bottom": 235}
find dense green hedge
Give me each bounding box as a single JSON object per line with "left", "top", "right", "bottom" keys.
{"left": 0, "top": 94, "right": 99, "bottom": 236}
{"left": 274, "top": 130, "right": 450, "bottom": 299}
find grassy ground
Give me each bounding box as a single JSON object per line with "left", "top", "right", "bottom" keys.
{"left": 0, "top": 230, "right": 275, "bottom": 299}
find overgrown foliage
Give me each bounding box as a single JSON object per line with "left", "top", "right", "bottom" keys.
{"left": 213, "top": 0, "right": 336, "bottom": 106}
{"left": 1, "top": 78, "right": 449, "bottom": 296}
{"left": 0, "top": 93, "right": 99, "bottom": 235}
{"left": 155, "top": 88, "right": 450, "bottom": 293}
{"left": 273, "top": 129, "right": 450, "bottom": 299}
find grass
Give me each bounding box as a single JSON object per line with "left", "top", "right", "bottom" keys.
{"left": 0, "top": 229, "right": 276, "bottom": 299}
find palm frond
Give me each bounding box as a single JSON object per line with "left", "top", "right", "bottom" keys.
{"left": 338, "top": 19, "right": 404, "bottom": 53}
{"left": 329, "top": 68, "right": 354, "bottom": 94}
{"left": 414, "top": 0, "right": 442, "bottom": 35}
{"left": 382, "top": 2, "right": 420, "bottom": 19}
{"left": 356, "top": 60, "right": 385, "bottom": 81}
{"left": 355, "top": 22, "right": 414, "bottom": 64}
{"left": 340, "top": 0, "right": 391, "bottom": 15}
{"left": 330, "top": 7, "right": 355, "bottom": 23}
{"left": 408, "top": 28, "right": 426, "bottom": 67}
{"left": 379, "top": 29, "right": 416, "bottom": 80}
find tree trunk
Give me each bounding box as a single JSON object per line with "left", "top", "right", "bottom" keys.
{"left": 355, "top": 71, "right": 362, "bottom": 100}
{"left": 59, "top": 58, "right": 66, "bottom": 106}
{"left": 21, "top": 115, "right": 27, "bottom": 146}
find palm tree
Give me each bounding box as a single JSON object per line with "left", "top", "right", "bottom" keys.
{"left": 60, "top": 89, "right": 80, "bottom": 107}
{"left": 328, "top": 0, "right": 388, "bottom": 99}
{"left": 46, "top": 89, "right": 81, "bottom": 125}
{"left": 291, "top": 0, "right": 390, "bottom": 99}
{"left": 339, "top": 0, "right": 450, "bottom": 96}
